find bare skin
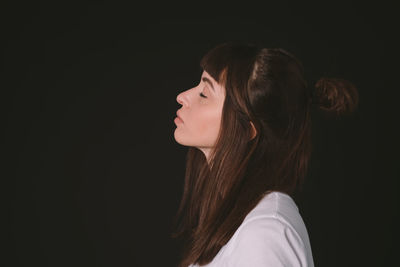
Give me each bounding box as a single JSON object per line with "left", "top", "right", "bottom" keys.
{"left": 174, "top": 70, "right": 256, "bottom": 162}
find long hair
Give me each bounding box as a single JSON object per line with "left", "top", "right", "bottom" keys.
{"left": 171, "top": 42, "right": 359, "bottom": 267}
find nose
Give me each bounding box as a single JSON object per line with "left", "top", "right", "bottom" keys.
{"left": 176, "top": 90, "right": 187, "bottom": 107}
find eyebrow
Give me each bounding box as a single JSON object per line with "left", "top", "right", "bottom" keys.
{"left": 202, "top": 77, "right": 215, "bottom": 92}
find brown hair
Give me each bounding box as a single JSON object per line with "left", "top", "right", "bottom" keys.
{"left": 171, "top": 42, "right": 359, "bottom": 267}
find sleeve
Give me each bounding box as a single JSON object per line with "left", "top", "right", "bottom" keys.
{"left": 225, "top": 217, "right": 309, "bottom": 267}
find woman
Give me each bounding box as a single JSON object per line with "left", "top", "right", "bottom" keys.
{"left": 171, "top": 42, "right": 358, "bottom": 267}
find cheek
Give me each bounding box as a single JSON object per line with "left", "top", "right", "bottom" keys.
{"left": 197, "top": 114, "right": 220, "bottom": 133}
{"left": 193, "top": 108, "right": 222, "bottom": 138}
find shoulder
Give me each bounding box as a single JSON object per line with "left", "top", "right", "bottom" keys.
{"left": 225, "top": 216, "right": 305, "bottom": 266}
{"left": 244, "top": 191, "right": 311, "bottom": 246}
{"left": 243, "top": 191, "right": 300, "bottom": 224}
{"left": 224, "top": 192, "right": 314, "bottom": 267}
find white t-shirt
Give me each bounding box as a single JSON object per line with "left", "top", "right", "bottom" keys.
{"left": 188, "top": 191, "right": 314, "bottom": 267}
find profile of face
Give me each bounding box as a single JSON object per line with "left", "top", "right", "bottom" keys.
{"left": 174, "top": 71, "right": 226, "bottom": 160}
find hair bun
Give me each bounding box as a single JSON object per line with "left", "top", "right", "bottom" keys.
{"left": 313, "top": 77, "right": 359, "bottom": 117}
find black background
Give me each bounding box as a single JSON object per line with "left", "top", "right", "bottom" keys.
{"left": 2, "top": 1, "right": 396, "bottom": 266}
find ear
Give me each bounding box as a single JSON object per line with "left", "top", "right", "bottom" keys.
{"left": 249, "top": 121, "right": 257, "bottom": 140}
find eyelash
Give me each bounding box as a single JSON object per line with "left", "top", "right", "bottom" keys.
{"left": 200, "top": 92, "right": 207, "bottom": 98}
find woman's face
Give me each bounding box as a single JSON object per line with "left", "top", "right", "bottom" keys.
{"left": 174, "top": 70, "right": 226, "bottom": 160}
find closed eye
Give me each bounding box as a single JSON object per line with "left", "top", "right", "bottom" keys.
{"left": 200, "top": 92, "right": 207, "bottom": 98}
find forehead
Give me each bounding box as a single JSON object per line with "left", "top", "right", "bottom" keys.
{"left": 201, "top": 70, "right": 215, "bottom": 80}
{"left": 201, "top": 70, "right": 225, "bottom": 97}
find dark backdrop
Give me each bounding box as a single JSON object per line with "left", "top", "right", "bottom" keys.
{"left": 3, "top": 1, "right": 396, "bottom": 267}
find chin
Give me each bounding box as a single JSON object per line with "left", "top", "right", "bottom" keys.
{"left": 173, "top": 132, "right": 198, "bottom": 147}
{"left": 173, "top": 131, "right": 188, "bottom": 146}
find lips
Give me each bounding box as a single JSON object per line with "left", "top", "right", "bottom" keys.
{"left": 176, "top": 111, "right": 184, "bottom": 122}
